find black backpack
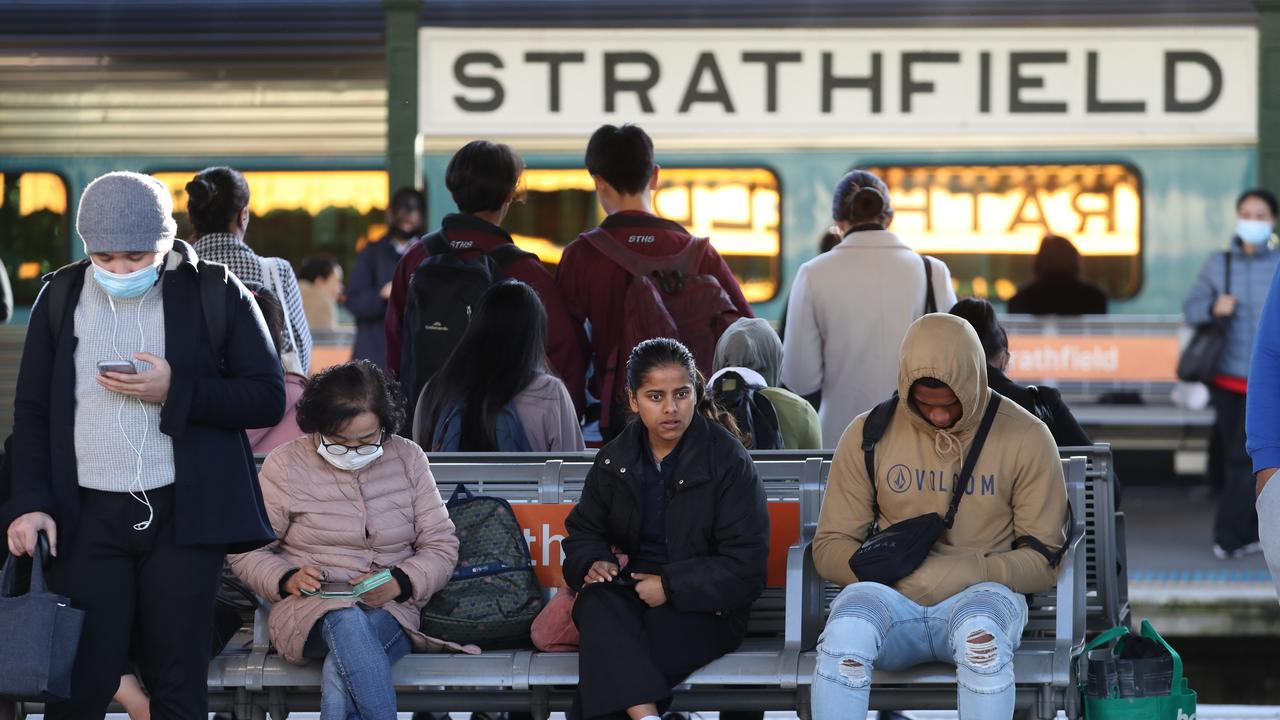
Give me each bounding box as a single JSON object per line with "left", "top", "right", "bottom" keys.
{"left": 398, "top": 232, "right": 534, "bottom": 421}
{"left": 420, "top": 484, "right": 543, "bottom": 649}
{"left": 710, "top": 370, "right": 784, "bottom": 450}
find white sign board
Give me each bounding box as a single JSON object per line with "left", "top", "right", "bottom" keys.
{"left": 418, "top": 27, "right": 1257, "bottom": 143}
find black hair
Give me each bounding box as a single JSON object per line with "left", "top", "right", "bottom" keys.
{"left": 297, "top": 360, "right": 406, "bottom": 437}
{"left": 820, "top": 229, "right": 842, "bottom": 254}
{"left": 949, "top": 297, "right": 1009, "bottom": 365}
{"left": 585, "top": 124, "right": 655, "bottom": 196}
{"left": 390, "top": 186, "right": 425, "bottom": 214}
{"left": 186, "top": 166, "right": 250, "bottom": 236}
{"left": 445, "top": 141, "right": 524, "bottom": 214}
{"left": 1237, "top": 187, "right": 1279, "bottom": 217}
{"left": 417, "top": 280, "right": 548, "bottom": 451}
{"left": 832, "top": 170, "right": 891, "bottom": 226}
{"left": 1033, "top": 234, "right": 1082, "bottom": 279}
{"left": 625, "top": 338, "right": 742, "bottom": 441}
{"left": 298, "top": 254, "right": 340, "bottom": 283}
{"left": 243, "top": 281, "right": 286, "bottom": 357}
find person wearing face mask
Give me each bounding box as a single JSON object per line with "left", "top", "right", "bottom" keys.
{"left": 2, "top": 171, "right": 286, "bottom": 719}
{"left": 189, "top": 165, "right": 314, "bottom": 375}
{"left": 384, "top": 141, "right": 587, "bottom": 415}
{"left": 1184, "top": 187, "right": 1280, "bottom": 559}
{"left": 346, "top": 188, "right": 424, "bottom": 370}
{"left": 810, "top": 314, "right": 1068, "bottom": 720}
{"left": 228, "top": 360, "right": 465, "bottom": 720}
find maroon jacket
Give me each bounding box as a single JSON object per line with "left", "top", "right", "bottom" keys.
{"left": 556, "top": 211, "right": 755, "bottom": 430}
{"left": 384, "top": 213, "right": 588, "bottom": 414}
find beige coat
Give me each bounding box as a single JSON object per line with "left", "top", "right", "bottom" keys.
{"left": 228, "top": 434, "right": 463, "bottom": 662}
{"left": 812, "top": 314, "right": 1068, "bottom": 606}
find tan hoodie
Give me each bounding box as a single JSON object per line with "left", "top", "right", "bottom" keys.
{"left": 813, "top": 314, "right": 1068, "bottom": 606}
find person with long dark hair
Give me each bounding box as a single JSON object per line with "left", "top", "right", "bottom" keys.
{"left": 414, "top": 280, "right": 584, "bottom": 452}
{"left": 562, "top": 337, "right": 769, "bottom": 720}
{"left": 187, "top": 165, "right": 313, "bottom": 373}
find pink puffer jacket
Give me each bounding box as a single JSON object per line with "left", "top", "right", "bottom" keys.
{"left": 228, "top": 434, "right": 464, "bottom": 662}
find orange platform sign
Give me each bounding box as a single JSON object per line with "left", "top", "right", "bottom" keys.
{"left": 511, "top": 503, "right": 801, "bottom": 589}
{"left": 1005, "top": 335, "right": 1179, "bottom": 383}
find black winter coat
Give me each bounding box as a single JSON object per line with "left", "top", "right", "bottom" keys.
{"left": 562, "top": 414, "right": 770, "bottom": 617}
{"left": 3, "top": 241, "right": 285, "bottom": 553}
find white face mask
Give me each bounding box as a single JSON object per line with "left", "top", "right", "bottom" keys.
{"left": 316, "top": 437, "right": 384, "bottom": 472}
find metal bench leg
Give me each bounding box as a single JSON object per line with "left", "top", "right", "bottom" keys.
{"left": 267, "top": 687, "right": 288, "bottom": 720}
{"left": 529, "top": 687, "right": 551, "bottom": 720}
{"left": 795, "top": 686, "right": 812, "bottom": 720}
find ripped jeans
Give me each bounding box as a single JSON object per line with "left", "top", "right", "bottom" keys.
{"left": 812, "top": 581, "right": 1028, "bottom": 720}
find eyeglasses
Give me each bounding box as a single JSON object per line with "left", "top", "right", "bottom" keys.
{"left": 320, "top": 430, "right": 387, "bottom": 456}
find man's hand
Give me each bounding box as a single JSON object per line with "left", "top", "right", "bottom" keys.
{"left": 1213, "top": 294, "right": 1238, "bottom": 318}
{"left": 1257, "top": 467, "right": 1279, "bottom": 498}
{"left": 584, "top": 561, "right": 619, "bottom": 585}
{"left": 631, "top": 573, "right": 667, "bottom": 608}
{"left": 6, "top": 512, "right": 56, "bottom": 557}
{"left": 96, "top": 352, "right": 171, "bottom": 404}
{"left": 283, "top": 566, "right": 326, "bottom": 596}
{"left": 354, "top": 571, "right": 401, "bottom": 607}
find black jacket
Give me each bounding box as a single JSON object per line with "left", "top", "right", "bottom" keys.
{"left": 3, "top": 241, "right": 285, "bottom": 553}
{"left": 563, "top": 414, "right": 770, "bottom": 616}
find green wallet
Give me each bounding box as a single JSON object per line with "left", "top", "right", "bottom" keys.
{"left": 301, "top": 568, "right": 394, "bottom": 599}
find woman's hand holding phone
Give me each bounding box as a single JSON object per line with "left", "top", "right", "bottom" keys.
{"left": 96, "top": 352, "right": 171, "bottom": 404}
{"left": 284, "top": 566, "right": 326, "bottom": 596}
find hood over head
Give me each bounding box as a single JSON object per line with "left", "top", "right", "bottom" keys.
{"left": 897, "top": 313, "right": 991, "bottom": 454}
{"left": 713, "top": 317, "right": 783, "bottom": 386}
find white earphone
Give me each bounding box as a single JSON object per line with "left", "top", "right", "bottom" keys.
{"left": 108, "top": 286, "right": 155, "bottom": 532}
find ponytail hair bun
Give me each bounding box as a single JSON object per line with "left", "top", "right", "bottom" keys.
{"left": 186, "top": 166, "right": 249, "bottom": 236}
{"left": 832, "top": 169, "right": 892, "bottom": 225}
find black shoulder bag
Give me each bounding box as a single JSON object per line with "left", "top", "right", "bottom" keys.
{"left": 849, "top": 394, "right": 1001, "bottom": 586}
{"left": 1176, "top": 250, "right": 1231, "bottom": 383}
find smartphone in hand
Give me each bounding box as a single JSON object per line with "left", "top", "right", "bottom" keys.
{"left": 97, "top": 360, "right": 138, "bottom": 375}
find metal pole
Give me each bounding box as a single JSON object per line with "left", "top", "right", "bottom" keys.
{"left": 1258, "top": 0, "right": 1280, "bottom": 189}
{"left": 383, "top": 0, "right": 422, "bottom": 196}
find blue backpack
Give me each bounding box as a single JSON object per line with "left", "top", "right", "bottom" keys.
{"left": 430, "top": 402, "right": 532, "bottom": 452}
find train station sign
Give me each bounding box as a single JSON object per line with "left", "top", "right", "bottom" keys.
{"left": 418, "top": 27, "right": 1256, "bottom": 143}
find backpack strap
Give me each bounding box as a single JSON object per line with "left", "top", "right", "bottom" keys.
{"left": 197, "top": 261, "right": 230, "bottom": 366}
{"left": 423, "top": 230, "right": 451, "bottom": 257}
{"left": 942, "top": 394, "right": 1001, "bottom": 528}
{"left": 584, "top": 228, "right": 708, "bottom": 278}
{"left": 43, "top": 260, "right": 90, "bottom": 343}
{"left": 486, "top": 242, "right": 537, "bottom": 268}
{"left": 921, "top": 254, "right": 937, "bottom": 315}
{"left": 860, "top": 394, "right": 900, "bottom": 536}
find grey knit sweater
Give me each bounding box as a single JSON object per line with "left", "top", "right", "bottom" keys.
{"left": 73, "top": 264, "right": 175, "bottom": 492}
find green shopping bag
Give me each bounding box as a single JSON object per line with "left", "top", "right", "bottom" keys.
{"left": 1076, "top": 619, "right": 1197, "bottom": 720}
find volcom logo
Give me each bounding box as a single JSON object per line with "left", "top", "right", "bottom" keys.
{"left": 887, "top": 464, "right": 912, "bottom": 493}
{"left": 423, "top": 321, "right": 449, "bottom": 332}
{"left": 628, "top": 235, "right": 656, "bottom": 244}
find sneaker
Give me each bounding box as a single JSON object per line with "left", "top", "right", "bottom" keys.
{"left": 1213, "top": 542, "right": 1264, "bottom": 559}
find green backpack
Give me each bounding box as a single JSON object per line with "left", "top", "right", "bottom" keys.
{"left": 420, "top": 484, "right": 543, "bottom": 649}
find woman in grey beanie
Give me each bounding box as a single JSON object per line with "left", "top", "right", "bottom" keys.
{"left": 4, "top": 171, "right": 286, "bottom": 720}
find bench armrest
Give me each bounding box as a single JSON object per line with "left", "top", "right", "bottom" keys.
{"left": 1054, "top": 456, "right": 1089, "bottom": 685}
{"left": 784, "top": 540, "right": 825, "bottom": 652}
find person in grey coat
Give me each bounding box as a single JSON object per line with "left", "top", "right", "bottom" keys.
{"left": 1183, "top": 187, "right": 1280, "bottom": 559}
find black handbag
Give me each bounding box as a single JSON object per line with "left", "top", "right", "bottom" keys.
{"left": 0, "top": 532, "right": 84, "bottom": 702}
{"left": 849, "top": 394, "right": 1001, "bottom": 586}
{"left": 1177, "top": 251, "right": 1231, "bottom": 384}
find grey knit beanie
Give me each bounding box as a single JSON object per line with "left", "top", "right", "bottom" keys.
{"left": 76, "top": 171, "right": 177, "bottom": 255}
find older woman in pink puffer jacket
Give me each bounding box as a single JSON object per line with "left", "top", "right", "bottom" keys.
{"left": 229, "top": 360, "right": 463, "bottom": 720}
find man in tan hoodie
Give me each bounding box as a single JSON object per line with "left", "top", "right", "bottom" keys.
{"left": 810, "top": 313, "right": 1068, "bottom": 719}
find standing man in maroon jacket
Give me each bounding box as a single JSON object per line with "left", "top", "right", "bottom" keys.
{"left": 557, "top": 124, "right": 754, "bottom": 438}
{"left": 384, "top": 141, "right": 588, "bottom": 414}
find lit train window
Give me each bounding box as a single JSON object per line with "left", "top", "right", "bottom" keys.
{"left": 152, "top": 171, "right": 391, "bottom": 276}
{"left": 504, "top": 168, "right": 782, "bottom": 303}
{"left": 864, "top": 164, "right": 1142, "bottom": 300}
{"left": 0, "top": 172, "right": 70, "bottom": 311}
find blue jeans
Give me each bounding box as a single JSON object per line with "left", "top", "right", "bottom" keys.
{"left": 312, "top": 607, "right": 410, "bottom": 720}
{"left": 812, "top": 581, "right": 1028, "bottom": 720}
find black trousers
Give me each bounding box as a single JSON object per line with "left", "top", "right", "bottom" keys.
{"left": 570, "top": 582, "right": 746, "bottom": 720}
{"left": 1211, "top": 387, "right": 1260, "bottom": 551}
{"left": 46, "top": 486, "right": 225, "bottom": 720}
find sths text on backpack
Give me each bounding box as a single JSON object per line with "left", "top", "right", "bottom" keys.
{"left": 399, "top": 232, "right": 535, "bottom": 422}
{"left": 709, "top": 368, "right": 784, "bottom": 450}
{"left": 584, "top": 229, "right": 741, "bottom": 433}
{"left": 419, "top": 484, "right": 543, "bottom": 649}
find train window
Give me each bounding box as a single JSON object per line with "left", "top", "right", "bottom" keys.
{"left": 0, "top": 172, "right": 70, "bottom": 313}
{"left": 504, "top": 168, "right": 782, "bottom": 303}
{"left": 863, "top": 164, "right": 1142, "bottom": 300}
{"left": 152, "top": 171, "right": 390, "bottom": 275}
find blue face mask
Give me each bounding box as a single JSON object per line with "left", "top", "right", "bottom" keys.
{"left": 93, "top": 263, "right": 159, "bottom": 299}
{"left": 1236, "top": 218, "right": 1274, "bottom": 247}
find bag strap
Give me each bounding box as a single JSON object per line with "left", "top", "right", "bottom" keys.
{"left": 43, "top": 259, "right": 90, "bottom": 344}
{"left": 424, "top": 229, "right": 451, "bottom": 257}
{"left": 1224, "top": 249, "right": 1232, "bottom": 295}
{"left": 486, "top": 242, "right": 537, "bottom": 268}
{"left": 921, "top": 254, "right": 937, "bottom": 315}
{"left": 1139, "top": 619, "right": 1184, "bottom": 694}
{"left": 448, "top": 482, "right": 474, "bottom": 505}
{"left": 198, "top": 261, "right": 230, "bottom": 370}
{"left": 942, "top": 394, "right": 1001, "bottom": 528}
{"left": 584, "top": 228, "right": 708, "bottom": 278}
{"left": 860, "top": 394, "right": 900, "bottom": 535}
{"left": 1073, "top": 624, "right": 1132, "bottom": 689}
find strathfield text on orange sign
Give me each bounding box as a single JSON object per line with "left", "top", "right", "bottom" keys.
{"left": 1006, "top": 335, "right": 1178, "bottom": 382}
